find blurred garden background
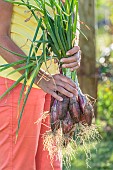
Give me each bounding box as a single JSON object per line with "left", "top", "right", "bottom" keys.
{"left": 64, "top": 0, "right": 113, "bottom": 169}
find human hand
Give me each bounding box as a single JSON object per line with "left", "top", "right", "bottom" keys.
{"left": 60, "top": 46, "right": 81, "bottom": 72}
{"left": 36, "top": 74, "right": 77, "bottom": 101}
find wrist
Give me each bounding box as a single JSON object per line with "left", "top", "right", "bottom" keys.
{"left": 34, "top": 70, "right": 50, "bottom": 86}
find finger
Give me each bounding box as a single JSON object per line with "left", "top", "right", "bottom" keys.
{"left": 62, "top": 61, "right": 78, "bottom": 68}
{"left": 77, "top": 50, "right": 82, "bottom": 61}
{"left": 60, "top": 51, "right": 81, "bottom": 64}
{"left": 57, "top": 86, "right": 74, "bottom": 98}
{"left": 66, "top": 46, "right": 80, "bottom": 56}
{"left": 56, "top": 80, "right": 78, "bottom": 96}
{"left": 50, "top": 90, "right": 63, "bottom": 101}
{"left": 50, "top": 79, "right": 78, "bottom": 96}
{"left": 79, "top": 50, "right": 82, "bottom": 56}
{"left": 70, "top": 64, "right": 80, "bottom": 71}
{"left": 55, "top": 74, "right": 76, "bottom": 88}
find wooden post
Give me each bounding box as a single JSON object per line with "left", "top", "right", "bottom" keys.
{"left": 78, "top": 0, "right": 97, "bottom": 115}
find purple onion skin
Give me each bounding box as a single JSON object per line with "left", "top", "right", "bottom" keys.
{"left": 62, "top": 111, "right": 74, "bottom": 134}
{"left": 78, "top": 90, "right": 87, "bottom": 113}
{"left": 69, "top": 96, "right": 81, "bottom": 123}
{"left": 50, "top": 96, "right": 55, "bottom": 108}
{"left": 57, "top": 93, "right": 70, "bottom": 120}
{"left": 84, "top": 102, "right": 94, "bottom": 125}
{"left": 50, "top": 98, "right": 60, "bottom": 131}
{"left": 50, "top": 83, "right": 94, "bottom": 136}
{"left": 50, "top": 94, "right": 70, "bottom": 131}
{"left": 77, "top": 89, "right": 94, "bottom": 126}
{"left": 80, "top": 101, "right": 94, "bottom": 126}
{"left": 62, "top": 111, "right": 76, "bottom": 146}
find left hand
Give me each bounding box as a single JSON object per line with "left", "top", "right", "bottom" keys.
{"left": 60, "top": 46, "right": 81, "bottom": 71}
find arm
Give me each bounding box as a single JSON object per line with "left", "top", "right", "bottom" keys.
{"left": 0, "top": 0, "right": 25, "bottom": 74}
{"left": 0, "top": 1, "right": 80, "bottom": 74}
{"left": 0, "top": 0, "right": 79, "bottom": 101}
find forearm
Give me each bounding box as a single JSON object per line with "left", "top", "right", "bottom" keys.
{"left": 0, "top": 35, "right": 26, "bottom": 74}
{"left": 0, "top": 35, "right": 49, "bottom": 82}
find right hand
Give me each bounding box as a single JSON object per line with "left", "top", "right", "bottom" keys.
{"left": 35, "top": 73, "right": 77, "bottom": 101}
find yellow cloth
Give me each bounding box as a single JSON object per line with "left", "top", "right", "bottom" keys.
{"left": 0, "top": 0, "right": 59, "bottom": 87}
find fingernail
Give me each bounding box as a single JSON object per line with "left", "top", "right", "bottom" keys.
{"left": 60, "top": 59, "right": 63, "bottom": 62}
{"left": 62, "top": 64, "right": 66, "bottom": 68}
{"left": 75, "top": 91, "right": 78, "bottom": 97}
{"left": 76, "top": 95, "right": 78, "bottom": 100}
{"left": 70, "top": 94, "right": 73, "bottom": 98}
{"left": 66, "top": 52, "right": 70, "bottom": 55}
{"left": 70, "top": 68, "right": 73, "bottom": 72}
{"left": 60, "top": 98, "right": 63, "bottom": 101}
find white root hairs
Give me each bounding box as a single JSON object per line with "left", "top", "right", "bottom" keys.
{"left": 43, "top": 124, "right": 102, "bottom": 169}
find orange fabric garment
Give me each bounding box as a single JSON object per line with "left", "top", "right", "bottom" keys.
{"left": 0, "top": 77, "right": 62, "bottom": 170}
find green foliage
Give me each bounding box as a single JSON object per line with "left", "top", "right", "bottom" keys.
{"left": 63, "top": 140, "right": 113, "bottom": 170}
{"left": 96, "top": 0, "right": 113, "bottom": 24}
{"left": 96, "top": 0, "right": 113, "bottom": 129}
{"left": 97, "top": 81, "right": 113, "bottom": 126}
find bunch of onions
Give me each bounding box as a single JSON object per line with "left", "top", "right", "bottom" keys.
{"left": 0, "top": 0, "right": 101, "bottom": 168}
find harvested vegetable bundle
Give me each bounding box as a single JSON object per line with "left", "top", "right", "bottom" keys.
{"left": 1, "top": 0, "right": 101, "bottom": 168}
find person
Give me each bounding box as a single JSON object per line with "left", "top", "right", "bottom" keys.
{"left": 0, "top": 0, "right": 81, "bottom": 170}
